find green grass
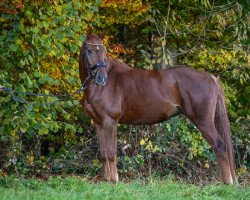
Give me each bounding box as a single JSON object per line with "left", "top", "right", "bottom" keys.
{"left": 0, "top": 176, "right": 249, "bottom": 200}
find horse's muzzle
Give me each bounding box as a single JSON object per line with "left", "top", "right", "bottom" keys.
{"left": 94, "top": 68, "right": 108, "bottom": 86}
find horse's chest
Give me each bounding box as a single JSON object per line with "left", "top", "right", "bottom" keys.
{"left": 84, "top": 94, "right": 121, "bottom": 122}
{"left": 85, "top": 97, "right": 104, "bottom": 113}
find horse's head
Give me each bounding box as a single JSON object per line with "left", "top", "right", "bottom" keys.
{"left": 81, "top": 34, "right": 108, "bottom": 86}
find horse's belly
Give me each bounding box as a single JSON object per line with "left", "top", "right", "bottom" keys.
{"left": 120, "top": 116, "right": 167, "bottom": 125}
{"left": 119, "top": 105, "right": 180, "bottom": 125}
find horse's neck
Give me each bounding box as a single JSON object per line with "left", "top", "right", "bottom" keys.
{"left": 109, "top": 59, "right": 131, "bottom": 72}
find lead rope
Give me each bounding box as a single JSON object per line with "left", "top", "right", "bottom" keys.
{"left": 0, "top": 75, "right": 90, "bottom": 105}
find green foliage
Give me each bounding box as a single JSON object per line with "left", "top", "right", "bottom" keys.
{"left": 0, "top": 0, "right": 101, "bottom": 174}
{"left": 117, "top": 117, "right": 216, "bottom": 179}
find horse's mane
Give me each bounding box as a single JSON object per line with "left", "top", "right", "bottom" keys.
{"left": 109, "top": 58, "right": 131, "bottom": 70}
{"left": 110, "top": 57, "right": 188, "bottom": 71}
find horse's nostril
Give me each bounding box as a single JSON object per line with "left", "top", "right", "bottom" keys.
{"left": 95, "top": 73, "right": 108, "bottom": 85}
{"left": 98, "top": 76, "right": 103, "bottom": 81}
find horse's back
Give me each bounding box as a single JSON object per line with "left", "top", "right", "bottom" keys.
{"left": 115, "top": 67, "right": 181, "bottom": 124}
{"left": 115, "top": 66, "right": 217, "bottom": 124}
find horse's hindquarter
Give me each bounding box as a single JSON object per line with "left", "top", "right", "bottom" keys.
{"left": 170, "top": 67, "right": 219, "bottom": 121}
{"left": 118, "top": 69, "right": 180, "bottom": 125}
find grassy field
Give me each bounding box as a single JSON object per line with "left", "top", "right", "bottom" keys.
{"left": 0, "top": 176, "right": 249, "bottom": 200}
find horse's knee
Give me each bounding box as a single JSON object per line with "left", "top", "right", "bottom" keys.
{"left": 102, "top": 118, "right": 117, "bottom": 132}
{"left": 100, "top": 149, "right": 116, "bottom": 161}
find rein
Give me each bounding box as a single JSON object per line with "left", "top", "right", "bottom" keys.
{"left": 0, "top": 75, "right": 90, "bottom": 104}
{"left": 86, "top": 62, "right": 106, "bottom": 79}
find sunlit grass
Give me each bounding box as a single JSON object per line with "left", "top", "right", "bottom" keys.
{"left": 0, "top": 176, "right": 249, "bottom": 200}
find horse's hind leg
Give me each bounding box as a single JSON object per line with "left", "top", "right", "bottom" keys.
{"left": 95, "top": 118, "right": 118, "bottom": 182}
{"left": 190, "top": 120, "right": 233, "bottom": 184}
{"left": 180, "top": 85, "right": 233, "bottom": 183}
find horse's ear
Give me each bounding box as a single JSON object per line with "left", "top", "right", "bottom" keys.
{"left": 86, "top": 26, "right": 93, "bottom": 38}
{"left": 97, "top": 32, "right": 106, "bottom": 40}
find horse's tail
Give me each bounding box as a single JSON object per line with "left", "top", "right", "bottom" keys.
{"left": 213, "top": 76, "right": 237, "bottom": 182}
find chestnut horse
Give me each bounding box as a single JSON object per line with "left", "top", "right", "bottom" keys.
{"left": 79, "top": 34, "right": 236, "bottom": 184}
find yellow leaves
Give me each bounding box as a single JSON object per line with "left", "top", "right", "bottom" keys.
{"left": 140, "top": 138, "right": 159, "bottom": 153}
{"left": 238, "top": 166, "right": 247, "bottom": 174}
{"left": 195, "top": 49, "right": 238, "bottom": 71}
{"left": 30, "top": 18, "right": 36, "bottom": 25}
{"left": 16, "top": 39, "right": 22, "bottom": 45}
{"left": 16, "top": 37, "right": 28, "bottom": 52}
{"left": 100, "top": 0, "right": 149, "bottom": 26}
{"left": 27, "top": 155, "right": 35, "bottom": 166}
{"left": 110, "top": 44, "right": 126, "bottom": 54}
{"left": 55, "top": 6, "right": 62, "bottom": 15}
{"left": 10, "top": 129, "right": 19, "bottom": 140}
{"left": 92, "top": 159, "right": 101, "bottom": 168}
{"left": 42, "top": 62, "right": 62, "bottom": 80}
{"left": 140, "top": 139, "right": 145, "bottom": 145}
{"left": 204, "top": 162, "right": 210, "bottom": 169}
{"left": 62, "top": 54, "right": 70, "bottom": 62}
{"left": 33, "top": 108, "right": 39, "bottom": 112}
{"left": 102, "top": 0, "right": 149, "bottom": 13}
{"left": 46, "top": 114, "right": 52, "bottom": 120}
{"left": 38, "top": 128, "right": 49, "bottom": 135}
{"left": 146, "top": 141, "right": 152, "bottom": 150}
{"left": 92, "top": 159, "right": 99, "bottom": 165}
{"left": 231, "top": 51, "right": 236, "bottom": 57}
{"left": 0, "top": 17, "right": 5, "bottom": 22}
{"left": 162, "top": 40, "right": 166, "bottom": 46}
{"left": 104, "top": 35, "right": 134, "bottom": 58}
{"left": 61, "top": 38, "right": 68, "bottom": 43}
{"left": 64, "top": 131, "right": 75, "bottom": 141}
{"left": 40, "top": 156, "right": 46, "bottom": 161}
{"left": 49, "top": 50, "right": 56, "bottom": 57}
{"left": 41, "top": 56, "right": 79, "bottom": 96}
{"left": 152, "top": 145, "right": 159, "bottom": 153}
{"left": 53, "top": 0, "right": 58, "bottom": 6}
{"left": 191, "top": 148, "right": 198, "bottom": 157}
{"left": 191, "top": 132, "right": 202, "bottom": 141}
{"left": 0, "top": 169, "right": 7, "bottom": 176}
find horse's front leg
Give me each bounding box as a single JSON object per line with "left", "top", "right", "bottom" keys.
{"left": 95, "top": 118, "right": 118, "bottom": 182}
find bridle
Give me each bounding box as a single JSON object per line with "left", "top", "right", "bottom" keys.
{"left": 82, "top": 42, "right": 107, "bottom": 79}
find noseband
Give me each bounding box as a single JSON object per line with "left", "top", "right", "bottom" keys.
{"left": 82, "top": 42, "right": 106, "bottom": 79}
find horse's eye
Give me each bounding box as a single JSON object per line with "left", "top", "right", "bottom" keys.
{"left": 88, "top": 49, "right": 93, "bottom": 54}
